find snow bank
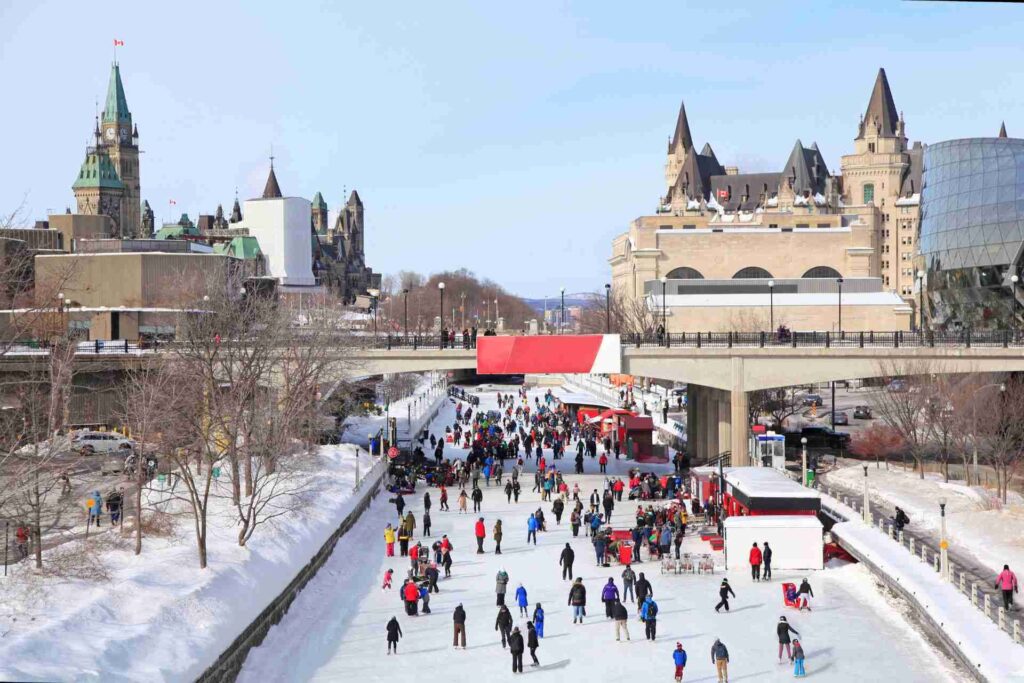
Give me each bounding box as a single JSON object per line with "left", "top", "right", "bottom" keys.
{"left": 0, "top": 444, "right": 380, "bottom": 683}
{"left": 830, "top": 465, "right": 1024, "bottom": 581}
{"left": 831, "top": 519, "right": 1024, "bottom": 682}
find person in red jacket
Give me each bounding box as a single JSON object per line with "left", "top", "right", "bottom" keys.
{"left": 475, "top": 517, "right": 487, "bottom": 554}
{"left": 749, "top": 542, "right": 763, "bottom": 581}
{"left": 598, "top": 453, "right": 609, "bottom": 474}
{"left": 403, "top": 579, "right": 420, "bottom": 616}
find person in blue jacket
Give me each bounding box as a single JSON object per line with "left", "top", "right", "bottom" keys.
{"left": 515, "top": 583, "right": 529, "bottom": 617}
{"left": 641, "top": 596, "right": 659, "bottom": 640}
{"left": 672, "top": 642, "right": 688, "bottom": 682}
{"left": 532, "top": 603, "right": 545, "bottom": 637}
{"left": 527, "top": 514, "right": 539, "bottom": 545}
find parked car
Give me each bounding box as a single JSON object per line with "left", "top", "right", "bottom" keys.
{"left": 887, "top": 379, "right": 909, "bottom": 393}
{"left": 830, "top": 412, "right": 849, "bottom": 426}
{"left": 72, "top": 431, "right": 135, "bottom": 455}
{"left": 802, "top": 393, "right": 824, "bottom": 407}
{"left": 853, "top": 405, "right": 873, "bottom": 419}
{"left": 785, "top": 426, "right": 851, "bottom": 450}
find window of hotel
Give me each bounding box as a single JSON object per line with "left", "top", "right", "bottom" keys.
{"left": 683, "top": 224, "right": 696, "bottom": 230}
{"left": 863, "top": 183, "right": 875, "bottom": 204}
{"left": 817, "top": 223, "right": 830, "bottom": 228}
{"left": 802, "top": 266, "right": 842, "bottom": 278}
{"left": 868, "top": 143, "right": 876, "bottom": 153}
{"left": 732, "top": 267, "right": 773, "bottom": 279}
{"left": 666, "top": 267, "right": 704, "bottom": 279}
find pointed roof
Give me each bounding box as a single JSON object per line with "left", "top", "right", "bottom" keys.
{"left": 348, "top": 189, "right": 362, "bottom": 206}
{"left": 999, "top": 121, "right": 1008, "bottom": 138}
{"left": 859, "top": 68, "right": 899, "bottom": 139}
{"left": 101, "top": 63, "right": 131, "bottom": 125}
{"left": 72, "top": 148, "right": 125, "bottom": 190}
{"left": 669, "top": 101, "right": 694, "bottom": 152}
{"left": 312, "top": 191, "right": 327, "bottom": 209}
{"left": 700, "top": 142, "right": 718, "bottom": 162}
{"left": 262, "top": 162, "right": 282, "bottom": 199}
{"left": 782, "top": 140, "right": 829, "bottom": 195}
{"left": 230, "top": 197, "right": 243, "bottom": 223}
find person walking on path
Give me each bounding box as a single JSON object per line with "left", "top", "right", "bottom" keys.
{"left": 509, "top": 626, "right": 525, "bottom": 673}
{"left": 792, "top": 638, "right": 806, "bottom": 677}
{"left": 797, "top": 578, "right": 814, "bottom": 611}
{"left": 622, "top": 564, "right": 636, "bottom": 603}
{"left": 568, "top": 577, "right": 587, "bottom": 624}
{"left": 560, "top": 543, "right": 575, "bottom": 580}
{"left": 996, "top": 564, "right": 1018, "bottom": 611}
{"left": 635, "top": 572, "right": 653, "bottom": 615}
{"left": 715, "top": 578, "right": 735, "bottom": 613}
{"left": 527, "top": 513, "right": 539, "bottom": 545}
{"left": 440, "top": 486, "right": 449, "bottom": 511}
{"left": 495, "top": 604, "right": 514, "bottom": 648}
{"left": 496, "top": 567, "right": 510, "bottom": 606}
{"left": 423, "top": 491, "right": 431, "bottom": 514}
{"left": 570, "top": 509, "right": 581, "bottom": 537}
{"left": 475, "top": 517, "right": 487, "bottom": 554}
{"left": 453, "top": 603, "right": 467, "bottom": 649}
{"left": 552, "top": 498, "right": 564, "bottom": 525}
{"left": 384, "top": 524, "right": 396, "bottom": 557}
{"left": 458, "top": 489, "right": 468, "bottom": 513}
{"left": 402, "top": 579, "right": 420, "bottom": 616}
{"left": 423, "top": 510, "right": 432, "bottom": 537}
{"left": 601, "top": 578, "right": 620, "bottom": 619}
{"left": 493, "top": 519, "right": 504, "bottom": 555}
{"left": 672, "top": 642, "right": 688, "bottom": 682}
{"left": 527, "top": 621, "right": 540, "bottom": 667}
{"left": 398, "top": 526, "right": 411, "bottom": 557}
{"left": 711, "top": 638, "right": 730, "bottom": 683}
{"left": 612, "top": 600, "right": 630, "bottom": 641}
{"left": 386, "top": 616, "right": 402, "bottom": 654}
{"left": 505, "top": 481, "right": 514, "bottom": 504}
{"left": 749, "top": 542, "right": 762, "bottom": 581}
{"left": 394, "top": 492, "right": 405, "bottom": 517}
{"left": 763, "top": 542, "right": 773, "bottom": 581}
{"left": 516, "top": 583, "right": 529, "bottom": 617}
{"left": 533, "top": 603, "right": 545, "bottom": 638}
{"left": 776, "top": 616, "right": 800, "bottom": 662}
{"left": 641, "top": 596, "right": 659, "bottom": 640}
{"left": 472, "top": 486, "right": 483, "bottom": 513}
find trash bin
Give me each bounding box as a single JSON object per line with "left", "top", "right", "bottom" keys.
{"left": 618, "top": 542, "right": 633, "bottom": 564}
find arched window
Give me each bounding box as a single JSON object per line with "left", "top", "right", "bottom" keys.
{"left": 863, "top": 183, "right": 875, "bottom": 204}
{"left": 802, "top": 266, "right": 842, "bottom": 279}
{"left": 666, "top": 267, "right": 704, "bottom": 280}
{"left": 733, "top": 267, "right": 773, "bottom": 279}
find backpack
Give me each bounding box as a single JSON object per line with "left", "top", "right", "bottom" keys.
{"left": 647, "top": 602, "right": 658, "bottom": 618}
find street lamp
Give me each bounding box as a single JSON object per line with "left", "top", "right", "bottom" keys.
{"left": 836, "top": 277, "right": 844, "bottom": 336}
{"left": 604, "top": 283, "right": 611, "bottom": 334}
{"left": 57, "top": 292, "right": 66, "bottom": 333}
{"left": 801, "top": 437, "right": 808, "bottom": 488}
{"left": 660, "top": 276, "right": 668, "bottom": 345}
{"left": 1011, "top": 274, "right": 1019, "bottom": 342}
{"left": 403, "top": 288, "right": 410, "bottom": 339}
{"left": 939, "top": 496, "right": 949, "bottom": 581}
{"left": 917, "top": 270, "right": 926, "bottom": 333}
{"left": 767, "top": 280, "right": 775, "bottom": 334}
{"left": 438, "top": 282, "right": 445, "bottom": 343}
{"left": 971, "top": 382, "right": 1005, "bottom": 486}
{"left": 560, "top": 287, "right": 566, "bottom": 335}
{"left": 460, "top": 292, "right": 466, "bottom": 331}
{"left": 862, "top": 465, "right": 870, "bottom": 523}
{"left": 494, "top": 298, "right": 499, "bottom": 331}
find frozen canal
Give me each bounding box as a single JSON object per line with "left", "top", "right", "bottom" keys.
{"left": 240, "top": 385, "right": 962, "bottom": 682}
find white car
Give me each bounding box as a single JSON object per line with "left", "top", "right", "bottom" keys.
{"left": 73, "top": 431, "right": 135, "bottom": 455}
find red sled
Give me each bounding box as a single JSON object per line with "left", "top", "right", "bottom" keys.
{"left": 782, "top": 582, "right": 800, "bottom": 609}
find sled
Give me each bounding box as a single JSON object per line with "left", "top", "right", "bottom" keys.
{"left": 782, "top": 582, "right": 800, "bottom": 609}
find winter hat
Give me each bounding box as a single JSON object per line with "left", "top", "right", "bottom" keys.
{"left": 676, "top": 642, "right": 682, "bottom": 648}
{"left": 780, "top": 616, "right": 787, "bottom": 622}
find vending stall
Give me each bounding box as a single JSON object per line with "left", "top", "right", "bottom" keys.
{"left": 722, "top": 467, "right": 820, "bottom": 517}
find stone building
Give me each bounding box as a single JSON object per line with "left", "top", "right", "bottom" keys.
{"left": 310, "top": 189, "right": 380, "bottom": 303}
{"left": 72, "top": 63, "right": 142, "bottom": 238}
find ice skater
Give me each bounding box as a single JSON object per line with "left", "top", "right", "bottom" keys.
{"left": 386, "top": 616, "right": 402, "bottom": 654}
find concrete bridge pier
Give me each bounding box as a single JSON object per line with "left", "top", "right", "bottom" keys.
{"left": 684, "top": 359, "right": 749, "bottom": 467}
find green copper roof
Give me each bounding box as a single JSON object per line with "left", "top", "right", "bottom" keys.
{"left": 155, "top": 214, "right": 198, "bottom": 240}
{"left": 72, "top": 149, "right": 124, "bottom": 190}
{"left": 213, "top": 235, "right": 263, "bottom": 260}
{"left": 102, "top": 63, "right": 131, "bottom": 125}
{"left": 312, "top": 191, "right": 327, "bottom": 208}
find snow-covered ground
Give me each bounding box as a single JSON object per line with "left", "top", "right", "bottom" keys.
{"left": 342, "top": 372, "right": 447, "bottom": 447}
{"left": 829, "top": 465, "right": 1024, "bottom": 580}
{"left": 0, "top": 444, "right": 377, "bottom": 683}
{"left": 240, "top": 385, "right": 963, "bottom": 683}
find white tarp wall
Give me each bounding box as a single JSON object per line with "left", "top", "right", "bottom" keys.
{"left": 724, "top": 515, "right": 823, "bottom": 571}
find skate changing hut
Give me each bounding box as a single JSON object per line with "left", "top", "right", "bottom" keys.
{"left": 722, "top": 467, "right": 820, "bottom": 517}
{"left": 723, "top": 515, "right": 824, "bottom": 571}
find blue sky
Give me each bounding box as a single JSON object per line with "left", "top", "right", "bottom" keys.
{"left": 2, "top": 1, "right": 1022, "bottom": 297}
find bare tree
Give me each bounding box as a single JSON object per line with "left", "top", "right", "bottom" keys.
{"left": 578, "top": 289, "right": 657, "bottom": 336}
{"left": 851, "top": 423, "right": 905, "bottom": 469}
{"left": 872, "top": 360, "right": 939, "bottom": 478}
{"left": 975, "top": 376, "right": 1024, "bottom": 503}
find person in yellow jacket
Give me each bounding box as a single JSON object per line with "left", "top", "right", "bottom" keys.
{"left": 384, "top": 524, "right": 396, "bottom": 557}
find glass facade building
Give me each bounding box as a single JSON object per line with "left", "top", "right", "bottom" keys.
{"left": 919, "top": 137, "right": 1024, "bottom": 329}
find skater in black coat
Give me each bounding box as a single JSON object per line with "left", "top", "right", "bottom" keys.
{"left": 763, "top": 542, "right": 773, "bottom": 581}
{"left": 776, "top": 616, "right": 800, "bottom": 661}
{"left": 394, "top": 493, "right": 405, "bottom": 517}
{"left": 495, "top": 605, "right": 514, "bottom": 648}
{"left": 386, "top": 616, "right": 402, "bottom": 654}
{"left": 634, "top": 572, "right": 653, "bottom": 614}
{"left": 560, "top": 543, "right": 575, "bottom": 581}
{"left": 714, "top": 578, "right": 736, "bottom": 612}
{"left": 527, "top": 621, "right": 540, "bottom": 666}
{"left": 509, "top": 627, "right": 525, "bottom": 673}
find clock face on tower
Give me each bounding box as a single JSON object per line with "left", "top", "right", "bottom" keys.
{"left": 120, "top": 128, "right": 129, "bottom": 141}
{"left": 105, "top": 128, "right": 115, "bottom": 140}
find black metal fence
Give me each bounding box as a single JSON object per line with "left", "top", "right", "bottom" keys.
{"left": 621, "top": 329, "right": 1024, "bottom": 349}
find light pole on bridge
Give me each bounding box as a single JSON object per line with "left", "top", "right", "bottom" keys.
{"left": 560, "top": 287, "right": 566, "bottom": 335}
{"left": 768, "top": 279, "right": 774, "bottom": 334}
{"left": 836, "top": 277, "right": 844, "bottom": 337}
{"left": 605, "top": 283, "right": 611, "bottom": 334}
{"left": 403, "top": 288, "right": 409, "bottom": 339}
{"left": 438, "top": 282, "right": 445, "bottom": 342}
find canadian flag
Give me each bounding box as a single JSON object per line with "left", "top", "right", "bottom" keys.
{"left": 169, "top": 199, "right": 177, "bottom": 206}
{"left": 718, "top": 189, "right": 729, "bottom": 199}
{"left": 113, "top": 39, "right": 124, "bottom": 46}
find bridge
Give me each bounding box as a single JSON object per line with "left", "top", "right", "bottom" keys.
{"left": 6, "top": 331, "right": 1024, "bottom": 465}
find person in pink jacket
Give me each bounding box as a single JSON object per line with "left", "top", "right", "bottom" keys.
{"left": 996, "top": 565, "right": 1018, "bottom": 611}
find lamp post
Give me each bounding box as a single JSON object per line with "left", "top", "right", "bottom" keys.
{"left": 604, "top": 283, "right": 611, "bottom": 334}
{"left": 57, "top": 292, "right": 66, "bottom": 334}
{"left": 971, "top": 382, "right": 1005, "bottom": 486}
{"left": 862, "top": 465, "right": 870, "bottom": 524}
{"left": 660, "top": 276, "right": 668, "bottom": 345}
{"left": 1011, "top": 274, "right": 1019, "bottom": 342}
{"left": 560, "top": 287, "right": 566, "bottom": 335}
{"left": 836, "top": 277, "right": 844, "bottom": 336}
{"left": 767, "top": 280, "right": 774, "bottom": 334}
{"left": 438, "top": 282, "right": 445, "bottom": 341}
{"left": 939, "top": 497, "right": 949, "bottom": 581}
{"left": 917, "top": 269, "right": 926, "bottom": 333}
{"left": 403, "top": 288, "right": 410, "bottom": 339}
{"left": 801, "top": 437, "right": 808, "bottom": 488}
{"left": 485, "top": 299, "right": 490, "bottom": 328}
{"left": 460, "top": 292, "right": 466, "bottom": 331}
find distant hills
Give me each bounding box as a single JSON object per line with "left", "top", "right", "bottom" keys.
{"left": 522, "top": 294, "right": 594, "bottom": 314}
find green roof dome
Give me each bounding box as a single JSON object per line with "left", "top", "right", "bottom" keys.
{"left": 72, "top": 149, "right": 124, "bottom": 190}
